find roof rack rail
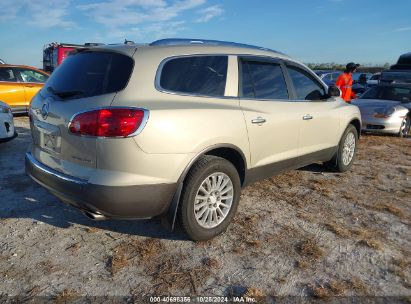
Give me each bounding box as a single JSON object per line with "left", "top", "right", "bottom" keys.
{"left": 149, "top": 38, "right": 285, "bottom": 55}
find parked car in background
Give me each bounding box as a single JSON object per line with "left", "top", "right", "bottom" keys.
{"left": 26, "top": 38, "right": 361, "bottom": 240}
{"left": 314, "top": 70, "right": 341, "bottom": 86}
{"left": 0, "top": 101, "right": 16, "bottom": 143}
{"left": 43, "top": 42, "right": 103, "bottom": 73}
{"left": 0, "top": 59, "right": 5, "bottom": 64}
{"left": 390, "top": 51, "right": 411, "bottom": 69}
{"left": 367, "top": 72, "right": 381, "bottom": 87}
{"left": 352, "top": 72, "right": 373, "bottom": 83}
{"left": 0, "top": 65, "right": 49, "bottom": 113}
{"left": 352, "top": 84, "right": 411, "bottom": 137}
{"left": 380, "top": 52, "right": 411, "bottom": 85}
{"left": 350, "top": 73, "right": 369, "bottom": 95}
{"left": 380, "top": 70, "right": 411, "bottom": 84}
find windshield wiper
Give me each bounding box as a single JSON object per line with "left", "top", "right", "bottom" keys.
{"left": 47, "top": 86, "right": 84, "bottom": 99}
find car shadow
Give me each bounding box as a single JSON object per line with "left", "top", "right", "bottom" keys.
{"left": 298, "top": 163, "right": 331, "bottom": 174}
{"left": 0, "top": 120, "right": 188, "bottom": 241}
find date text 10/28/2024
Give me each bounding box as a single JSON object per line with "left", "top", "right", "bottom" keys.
{"left": 149, "top": 296, "right": 258, "bottom": 303}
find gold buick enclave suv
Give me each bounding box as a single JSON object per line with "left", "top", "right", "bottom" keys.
{"left": 26, "top": 39, "right": 361, "bottom": 240}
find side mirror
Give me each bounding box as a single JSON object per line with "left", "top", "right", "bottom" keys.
{"left": 328, "top": 85, "right": 341, "bottom": 97}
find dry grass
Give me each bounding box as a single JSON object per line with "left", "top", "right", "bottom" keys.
{"left": 54, "top": 289, "right": 80, "bottom": 304}
{"left": 243, "top": 287, "right": 265, "bottom": 298}
{"left": 308, "top": 280, "right": 347, "bottom": 298}
{"left": 149, "top": 256, "right": 212, "bottom": 295}
{"left": 107, "top": 238, "right": 165, "bottom": 275}
{"left": 296, "top": 239, "right": 323, "bottom": 261}
{"left": 389, "top": 257, "right": 411, "bottom": 288}
{"left": 357, "top": 239, "right": 383, "bottom": 250}
{"left": 324, "top": 222, "right": 351, "bottom": 238}
{"left": 374, "top": 203, "right": 408, "bottom": 220}
{"left": 202, "top": 257, "right": 219, "bottom": 269}
{"left": 347, "top": 277, "right": 368, "bottom": 295}
{"left": 84, "top": 227, "right": 100, "bottom": 233}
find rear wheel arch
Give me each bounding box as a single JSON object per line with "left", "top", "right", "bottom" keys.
{"left": 164, "top": 144, "right": 247, "bottom": 230}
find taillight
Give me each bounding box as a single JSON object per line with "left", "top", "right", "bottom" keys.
{"left": 69, "top": 108, "right": 146, "bottom": 137}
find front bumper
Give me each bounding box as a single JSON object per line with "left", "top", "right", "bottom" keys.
{"left": 25, "top": 152, "right": 177, "bottom": 219}
{"left": 361, "top": 115, "right": 403, "bottom": 134}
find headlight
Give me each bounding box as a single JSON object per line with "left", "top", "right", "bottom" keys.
{"left": 374, "top": 107, "right": 395, "bottom": 118}
{"left": 0, "top": 105, "right": 11, "bottom": 114}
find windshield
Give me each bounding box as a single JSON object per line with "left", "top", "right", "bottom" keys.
{"left": 43, "top": 51, "right": 134, "bottom": 100}
{"left": 360, "top": 86, "right": 411, "bottom": 102}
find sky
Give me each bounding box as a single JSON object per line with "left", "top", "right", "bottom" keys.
{"left": 1, "top": 0, "right": 410, "bottom": 68}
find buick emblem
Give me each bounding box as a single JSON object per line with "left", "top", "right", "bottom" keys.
{"left": 41, "top": 98, "right": 51, "bottom": 119}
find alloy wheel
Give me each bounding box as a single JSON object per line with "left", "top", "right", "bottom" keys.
{"left": 193, "top": 172, "right": 234, "bottom": 229}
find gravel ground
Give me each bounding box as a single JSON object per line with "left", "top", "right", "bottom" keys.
{"left": 0, "top": 116, "right": 410, "bottom": 302}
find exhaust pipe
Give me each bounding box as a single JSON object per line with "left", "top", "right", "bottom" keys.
{"left": 83, "top": 211, "right": 106, "bottom": 221}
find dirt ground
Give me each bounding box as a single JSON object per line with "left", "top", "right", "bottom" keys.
{"left": 0, "top": 116, "right": 410, "bottom": 302}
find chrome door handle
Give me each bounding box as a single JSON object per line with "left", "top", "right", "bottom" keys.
{"left": 251, "top": 117, "right": 266, "bottom": 124}
{"left": 303, "top": 114, "right": 313, "bottom": 120}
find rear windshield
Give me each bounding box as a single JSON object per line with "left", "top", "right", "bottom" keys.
{"left": 44, "top": 51, "right": 134, "bottom": 100}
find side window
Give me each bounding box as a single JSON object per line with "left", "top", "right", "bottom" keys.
{"left": 0, "top": 68, "right": 17, "bottom": 82}
{"left": 240, "top": 60, "right": 289, "bottom": 99}
{"left": 159, "top": 56, "right": 228, "bottom": 97}
{"left": 17, "top": 69, "right": 49, "bottom": 83}
{"left": 333, "top": 73, "right": 341, "bottom": 81}
{"left": 322, "top": 74, "right": 332, "bottom": 82}
{"left": 287, "top": 66, "right": 326, "bottom": 100}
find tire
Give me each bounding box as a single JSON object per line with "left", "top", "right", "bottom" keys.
{"left": 178, "top": 155, "right": 241, "bottom": 241}
{"left": 399, "top": 115, "right": 411, "bottom": 138}
{"left": 327, "top": 124, "right": 358, "bottom": 173}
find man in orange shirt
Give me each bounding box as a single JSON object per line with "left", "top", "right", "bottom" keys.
{"left": 335, "top": 62, "right": 360, "bottom": 103}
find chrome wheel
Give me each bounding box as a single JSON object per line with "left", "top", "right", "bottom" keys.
{"left": 342, "top": 132, "right": 356, "bottom": 166}
{"left": 194, "top": 172, "right": 234, "bottom": 229}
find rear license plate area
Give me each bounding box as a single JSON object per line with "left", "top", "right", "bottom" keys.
{"left": 33, "top": 121, "right": 61, "bottom": 153}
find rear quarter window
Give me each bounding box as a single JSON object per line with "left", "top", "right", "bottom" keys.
{"left": 159, "top": 56, "right": 228, "bottom": 97}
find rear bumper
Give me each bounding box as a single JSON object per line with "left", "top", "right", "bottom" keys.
{"left": 25, "top": 152, "right": 177, "bottom": 219}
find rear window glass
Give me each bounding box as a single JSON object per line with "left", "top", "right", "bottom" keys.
{"left": 241, "top": 60, "right": 289, "bottom": 99}
{"left": 44, "top": 51, "right": 134, "bottom": 99}
{"left": 159, "top": 56, "right": 228, "bottom": 97}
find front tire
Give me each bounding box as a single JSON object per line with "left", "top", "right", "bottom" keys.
{"left": 179, "top": 155, "right": 241, "bottom": 241}
{"left": 399, "top": 116, "right": 411, "bottom": 138}
{"left": 328, "top": 124, "right": 358, "bottom": 172}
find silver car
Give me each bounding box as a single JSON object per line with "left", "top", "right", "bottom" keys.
{"left": 352, "top": 84, "right": 411, "bottom": 137}
{"left": 0, "top": 101, "right": 16, "bottom": 143}
{"left": 25, "top": 39, "right": 361, "bottom": 240}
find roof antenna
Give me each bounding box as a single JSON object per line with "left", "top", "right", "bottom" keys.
{"left": 124, "top": 39, "right": 135, "bottom": 45}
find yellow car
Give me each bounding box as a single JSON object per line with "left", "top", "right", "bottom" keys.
{"left": 0, "top": 64, "right": 49, "bottom": 113}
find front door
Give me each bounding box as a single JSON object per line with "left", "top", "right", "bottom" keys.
{"left": 238, "top": 57, "right": 301, "bottom": 182}
{"left": 285, "top": 64, "right": 340, "bottom": 162}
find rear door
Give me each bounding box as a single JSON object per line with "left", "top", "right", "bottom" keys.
{"left": 0, "top": 66, "right": 26, "bottom": 110}
{"left": 284, "top": 63, "right": 341, "bottom": 161}
{"left": 239, "top": 57, "right": 301, "bottom": 181}
{"left": 15, "top": 68, "right": 49, "bottom": 106}
{"left": 30, "top": 50, "right": 135, "bottom": 178}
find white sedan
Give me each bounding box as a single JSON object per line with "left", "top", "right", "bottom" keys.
{"left": 0, "top": 101, "right": 17, "bottom": 143}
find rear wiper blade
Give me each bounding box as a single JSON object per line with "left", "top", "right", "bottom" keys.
{"left": 47, "top": 86, "right": 84, "bottom": 99}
